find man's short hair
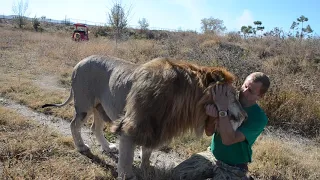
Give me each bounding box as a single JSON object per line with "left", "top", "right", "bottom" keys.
{"left": 247, "top": 72, "right": 270, "bottom": 95}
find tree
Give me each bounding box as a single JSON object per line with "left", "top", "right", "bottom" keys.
{"left": 107, "top": 0, "right": 131, "bottom": 43}
{"left": 253, "top": 21, "right": 264, "bottom": 37}
{"left": 290, "top": 21, "right": 299, "bottom": 37}
{"left": 297, "top": 15, "right": 308, "bottom": 38}
{"left": 12, "top": 0, "right": 29, "bottom": 28}
{"left": 303, "top": 24, "right": 313, "bottom": 38}
{"left": 253, "top": 21, "right": 262, "bottom": 26}
{"left": 294, "top": 15, "right": 313, "bottom": 38}
{"left": 138, "top": 18, "right": 149, "bottom": 31}
{"left": 32, "top": 16, "right": 40, "bottom": 32}
{"left": 263, "top": 27, "right": 284, "bottom": 38}
{"left": 200, "top": 17, "right": 226, "bottom": 34}
{"left": 240, "top": 26, "right": 253, "bottom": 38}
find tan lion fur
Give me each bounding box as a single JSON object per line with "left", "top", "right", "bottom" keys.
{"left": 112, "top": 57, "right": 235, "bottom": 148}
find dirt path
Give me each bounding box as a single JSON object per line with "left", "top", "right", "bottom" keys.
{"left": 0, "top": 97, "right": 184, "bottom": 170}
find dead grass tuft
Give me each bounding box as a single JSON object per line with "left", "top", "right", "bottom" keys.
{"left": 250, "top": 136, "right": 320, "bottom": 180}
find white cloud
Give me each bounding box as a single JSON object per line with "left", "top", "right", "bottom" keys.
{"left": 236, "top": 9, "right": 254, "bottom": 29}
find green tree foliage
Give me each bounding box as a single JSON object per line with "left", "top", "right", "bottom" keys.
{"left": 253, "top": 21, "right": 264, "bottom": 36}
{"left": 240, "top": 21, "right": 264, "bottom": 38}
{"left": 200, "top": 17, "right": 226, "bottom": 34}
{"left": 303, "top": 24, "right": 313, "bottom": 33}
{"left": 290, "top": 21, "right": 299, "bottom": 37}
{"left": 293, "top": 15, "right": 313, "bottom": 38}
{"left": 253, "top": 21, "right": 262, "bottom": 26}
{"left": 240, "top": 25, "right": 253, "bottom": 38}
{"left": 297, "top": 15, "right": 308, "bottom": 28}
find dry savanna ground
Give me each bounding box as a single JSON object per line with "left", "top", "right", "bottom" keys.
{"left": 0, "top": 106, "right": 117, "bottom": 179}
{"left": 0, "top": 21, "right": 320, "bottom": 179}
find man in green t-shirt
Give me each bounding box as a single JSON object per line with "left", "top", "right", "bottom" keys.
{"left": 172, "top": 72, "right": 270, "bottom": 180}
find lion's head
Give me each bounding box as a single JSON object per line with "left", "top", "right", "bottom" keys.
{"left": 112, "top": 57, "right": 247, "bottom": 148}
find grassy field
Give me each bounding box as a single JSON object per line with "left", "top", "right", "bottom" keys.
{"left": 0, "top": 106, "right": 117, "bottom": 179}
{"left": 1, "top": 22, "right": 320, "bottom": 179}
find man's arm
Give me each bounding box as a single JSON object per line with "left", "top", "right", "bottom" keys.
{"left": 207, "top": 84, "right": 247, "bottom": 145}
{"left": 206, "top": 104, "right": 245, "bottom": 145}
{"left": 218, "top": 116, "right": 246, "bottom": 145}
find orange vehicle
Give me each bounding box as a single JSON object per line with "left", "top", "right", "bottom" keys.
{"left": 72, "top": 23, "right": 89, "bottom": 41}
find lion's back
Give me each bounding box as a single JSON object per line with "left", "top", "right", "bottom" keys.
{"left": 71, "top": 55, "right": 138, "bottom": 118}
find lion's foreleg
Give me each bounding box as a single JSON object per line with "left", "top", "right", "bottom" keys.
{"left": 118, "top": 135, "right": 136, "bottom": 179}
{"left": 140, "top": 146, "right": 152, "bottom": 169}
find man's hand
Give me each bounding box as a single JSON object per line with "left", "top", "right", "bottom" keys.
{"left": 211, "top": 84, "right": 246, "bottom": 145}
{"left": 205, "top": 104, "right": 218, "bottom": 117}
{"left": 205, "top": 104, "right": 218, "bottom": 136}
{"left": 212, "top": 84, "right": 230, "bottom": 111}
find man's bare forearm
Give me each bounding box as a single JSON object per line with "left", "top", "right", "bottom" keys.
{"left": 218, "top": 116, "right": 236, "bottom": 145}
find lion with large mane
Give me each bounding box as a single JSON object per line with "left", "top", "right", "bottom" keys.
{"left": 42, "top": 55, "right": 247, "bottom": 179}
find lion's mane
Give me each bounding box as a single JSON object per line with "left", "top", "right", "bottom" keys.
{"left": 112, "top": 57, "right": 235, "bottom": 148}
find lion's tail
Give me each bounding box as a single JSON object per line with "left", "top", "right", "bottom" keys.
{"left": 41, "top": 89, "right": 73, "bottom": 108}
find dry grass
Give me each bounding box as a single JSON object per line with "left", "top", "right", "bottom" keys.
{"left": 170, "top": 132, "right": 212, "bottom": 158}
{"left": 0, "top": 75, "right": 74, "bottom": 120}
{"left": 0, "top": 106, "right": 116, "bottom": 179}
{"left": 2, "top": 26, "right": 319, "bottom": 137}
{"left": 250, "top": 135, "right": 320, "bottom": 179}
{"left": 169, "top": 131, "right": 320, "bottom": 179}
{"left": 1, "top": 23, "right": 320, "bottom": 179}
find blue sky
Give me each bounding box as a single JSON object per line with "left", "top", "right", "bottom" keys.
{"left": 1, "top": 0, "right": 319, "bottom": 35}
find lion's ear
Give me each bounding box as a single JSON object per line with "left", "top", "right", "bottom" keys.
{"left": 204, "top": 72, "right": 218, "bottom": 86}
{"left": 219, "top": 69, "right": 235, "bottom": 84}
{"left": 217, "top": 72, "right": 225, "bottom": 83}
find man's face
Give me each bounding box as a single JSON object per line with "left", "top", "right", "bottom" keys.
{"left": 239, "top": 76, "right": 263, "bottom": 106}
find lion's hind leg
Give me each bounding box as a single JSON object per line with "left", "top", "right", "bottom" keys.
{"left": 70, "top": 112, "right": 90, "bottom": 152}
{"left": 92, "top": 104, "right": 117, "bottom": 153}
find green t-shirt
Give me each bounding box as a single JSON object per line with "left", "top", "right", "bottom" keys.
{"left": 210, "top": 104, "right": 268, "bottom": 165}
